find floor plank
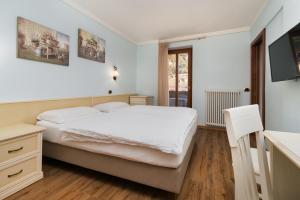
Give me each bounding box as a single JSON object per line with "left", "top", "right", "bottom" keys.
{"left": 6, "top": 129, "right": 234, "bottom": 200}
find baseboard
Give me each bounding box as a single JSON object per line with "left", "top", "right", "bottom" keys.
{"left": 198, "top": 125, "right": 226, "bottom": 132}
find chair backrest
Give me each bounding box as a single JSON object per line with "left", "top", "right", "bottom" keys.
{"left": 224, "top": 104, "right": 272, "bottom": 200}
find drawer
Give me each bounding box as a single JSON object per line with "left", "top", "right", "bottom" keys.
{"left": 130, "top": 97, "right": 153, "bottom": 105}
{"left": 145, "top": 98, "right": 153, "bottom": 105}
{"left": 0, "top": 134, "right": 39, "bottom": 163}
{"left": 130, "top": 98, "right": 146, "bottom": 105}
{"left": 0, "top": 156, "right": 38, "bottom": 188}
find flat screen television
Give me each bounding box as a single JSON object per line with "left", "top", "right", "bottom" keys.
{"left": 269, "top": 23, "right": 300, "bottom": 82}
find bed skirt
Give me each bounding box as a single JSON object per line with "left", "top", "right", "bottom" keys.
{"left": 42, "top": 133, "right": 197, "bottom": 193}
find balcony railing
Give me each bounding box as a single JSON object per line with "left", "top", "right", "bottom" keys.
{"left": 169, "top": 90, "right": 188, "bottom": 107}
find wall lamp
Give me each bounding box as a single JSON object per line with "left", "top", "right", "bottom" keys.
{"left": 113, "top": 66, "right": 119, "bottom": 81}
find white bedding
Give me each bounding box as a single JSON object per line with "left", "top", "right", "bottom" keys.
{"left": 37, "top": 115, "right": 197, "bottom": 168}
{"left": 61, "top": 105, "right": 197, "bottom": 154}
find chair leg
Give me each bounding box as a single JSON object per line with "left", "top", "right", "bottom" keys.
{"left": 256, "top": 174, "right": 264, "bottom": 199}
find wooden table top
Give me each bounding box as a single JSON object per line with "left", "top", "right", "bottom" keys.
{"left": 0, "top": 123, "right": 45, "bottom": 141}
{"left": 264, "top": 130, "right": 300, "bottom": 169}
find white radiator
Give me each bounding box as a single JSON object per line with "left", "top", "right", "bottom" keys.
{"left": 205, "top": 90, "right": 241, "bottom": 127}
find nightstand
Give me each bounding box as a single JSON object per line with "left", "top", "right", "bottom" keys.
{"left": 0, "top": 124, "right": 45, "bottom": 199}
{"left": 130, "top": 95, "right": 153, "bottom": 105}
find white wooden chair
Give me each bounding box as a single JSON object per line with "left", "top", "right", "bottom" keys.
{"left": 251, "top": 146, "right": 270, "bottom": 185}
{"left": 224, "top": 105, "right": 273, "bottom": 200}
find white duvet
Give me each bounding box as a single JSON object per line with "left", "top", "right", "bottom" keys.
{"left": 61, "top": 105, "right": 198, "bottom": 154}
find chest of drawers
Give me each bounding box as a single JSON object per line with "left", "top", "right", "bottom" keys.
{"left": 130, "top": 96, "right": 153, "bottom": 105}
{"left": 0, "top": 124, "right": 44, "bottom": 199}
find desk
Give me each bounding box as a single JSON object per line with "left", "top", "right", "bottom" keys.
{"left": 264, "top": 131, "right": 300, "bottom": 200}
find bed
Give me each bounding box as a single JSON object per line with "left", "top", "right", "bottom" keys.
{"left": 37, "top": 104, "right": 198, "bottom": 193}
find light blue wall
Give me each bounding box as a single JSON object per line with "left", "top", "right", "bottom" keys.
{"left": 251, "top": 0, "right": 300, "bottom": 132}
{"left": 136, "top": 43, "right": 159, "bottom": 105}
{"left": 0, "top": 0, "right": 137, "bottom": 102}
{"left": 6, "top": 0, "right": 299, "bottom": 131}
{"left": 170, "top": 32, "right": 251, "bottom": 125}
{"left": 136, "top": 32, "right": 251, "bottom": 125}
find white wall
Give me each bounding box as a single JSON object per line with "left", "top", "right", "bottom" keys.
{"left": 136, "top": 32, "right": 251, "bottom": 125}
{"left": 251, "top": 0, "right": 300, "bottom": 132}
{"left": 136, "top": 43, "right": 159, "bottom": 105}
{"left": 0, "top": 0, "right": 137, "bottom": 103}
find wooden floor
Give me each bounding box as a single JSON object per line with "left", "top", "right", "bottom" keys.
{"left": 6, "top": 129, "right": 234, "bottom": 200}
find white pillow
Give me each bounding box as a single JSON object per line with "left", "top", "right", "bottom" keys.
{"left": 37, "top": 106, "right": 99, "bottom": 124}
{"left": 93, "top": 102, "right": 129, "bottom": 113}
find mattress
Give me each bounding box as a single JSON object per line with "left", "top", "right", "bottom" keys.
{"left": 37, "top": 115, "right": 197, "bottom": 168}
{"left": 62, "top": 106, "right": 197, "bottom": 154}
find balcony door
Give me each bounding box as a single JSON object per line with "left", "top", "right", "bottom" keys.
{"left": 251, "top": 29, "right": 266, "bottom": 126}
{"left": 168, "top": 48, "right": 192, "bottom": 107}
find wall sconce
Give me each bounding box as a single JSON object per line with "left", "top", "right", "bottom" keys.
{"left": 113, "top": 66, "right": 119, "bottom": 81}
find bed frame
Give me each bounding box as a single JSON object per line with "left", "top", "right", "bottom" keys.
{"left": 0, "top": 94, "right": 197, "bottom": 193}
{"left": 0, "top": 94, "right": 135, "bottom": 127}
{"left": 43, "top": 133, "right": 196, "bottom": 193}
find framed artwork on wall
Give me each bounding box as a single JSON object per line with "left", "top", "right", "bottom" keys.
{"left": 17, "top": 17, "right": 70, "bottom": 66}
{"left": 78, "top": 28, "right": 105, "bottom": 63}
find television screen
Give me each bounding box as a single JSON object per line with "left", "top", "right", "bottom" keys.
{"left": 269, "top": 23, "right": 300, "bottom": 82}
{"left": 289, "top": 30, "right": 300, "bottom": 71}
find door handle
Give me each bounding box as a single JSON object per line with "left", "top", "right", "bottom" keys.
{"left": 244, "top": 88, "right": 250, "bottom": 92}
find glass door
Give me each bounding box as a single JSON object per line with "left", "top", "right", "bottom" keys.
{"left": 168, "top": 48, "right": 192, "bottom": 107}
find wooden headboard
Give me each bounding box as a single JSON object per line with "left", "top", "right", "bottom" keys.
{"left": 0, "top": 94, "right": 135, "bottom": 127}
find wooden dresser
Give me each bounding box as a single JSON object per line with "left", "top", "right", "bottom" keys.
{"left": 0, "top": 124, "right": 44, "bottom": 199}
{"left": 130, "top": 96, "right": 153, "bottom": 105}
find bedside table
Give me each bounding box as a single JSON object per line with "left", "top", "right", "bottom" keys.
{"left": 0, "top": 124, "right": 45, "bottom": 199}
{"left": 130, "top": 96, "right": 153, "bottom": 105}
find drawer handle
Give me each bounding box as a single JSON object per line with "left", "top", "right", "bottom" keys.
{"left": 7, "top": 169, "right": 23, "bottom": 178}
{"left": 8, "top": 147, "right": 24, "bottom": 153}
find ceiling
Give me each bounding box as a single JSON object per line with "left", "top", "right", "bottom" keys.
{"left": 65, "top": 0, "right": 267, "bottom": 44}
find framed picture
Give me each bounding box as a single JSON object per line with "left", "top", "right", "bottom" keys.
{"left": 17, "top": 17, "right": 70, "bottom": 66}
{"left": 78, "top": 29, "right": 105, "bottom": 63}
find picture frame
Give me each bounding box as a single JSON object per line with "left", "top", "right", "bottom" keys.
{"left": 78, "top": 28, "right": 105, "bottom": 63}
{"left": 17, "top": 17, "right": 70, "bottom": 66}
